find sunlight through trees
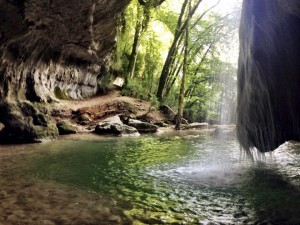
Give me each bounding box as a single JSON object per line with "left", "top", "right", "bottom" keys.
{"left": 112, "top": 0, "right": 242, "bottom": 124}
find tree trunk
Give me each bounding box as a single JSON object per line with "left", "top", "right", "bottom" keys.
{"left": 157, "top": 0, "right": 203, "bottom": 102}
{"left": 176, "top": 0, "right": 190, "bottom": 130}
{"left": 127, "top": 18, "right": 142, "bottom": 82}
{"left": 157, "top": 0, "right": 189, "bottom": 101}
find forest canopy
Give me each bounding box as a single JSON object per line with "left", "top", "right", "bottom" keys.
{"left": 111, "top": 0, "right": 241, "bottom": 124}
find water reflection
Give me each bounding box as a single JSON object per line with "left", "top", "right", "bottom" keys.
{"left": 0, "top": 133, "right": 299, "bottom": 224}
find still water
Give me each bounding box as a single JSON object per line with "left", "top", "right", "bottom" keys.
{"left": 0, "top": 131, "right": 300, "bottom": 224}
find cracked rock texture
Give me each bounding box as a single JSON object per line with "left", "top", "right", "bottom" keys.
{"left": 0, "top": 0, "right": 129, "bottom": 142}
{"left": 0, "top": 0, "right": 129, "bottom": 101}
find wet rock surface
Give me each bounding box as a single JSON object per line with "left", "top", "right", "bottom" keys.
{"left": 237, "top": 0, "right": 300, "bottom": 152}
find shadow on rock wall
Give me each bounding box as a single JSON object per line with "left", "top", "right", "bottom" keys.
{"left": 237, "top": 0, "right": 300, "bottom": 152}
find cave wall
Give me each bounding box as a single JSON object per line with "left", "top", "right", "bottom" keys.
{"left": 237, "top": 0, "right": 300, "bottom": 152}
{"left": 0, "top": 0, "right": 129, "bottom": 142}
{"left": 0, "top": 0, "right": 129, "bottom": 102}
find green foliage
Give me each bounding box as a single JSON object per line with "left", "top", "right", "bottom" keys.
{"left": 97, "top": 72, "right": 115, "bottom": 94}
{"left": 148, "top": 94, "right": 160, "bottom": 111}
{"left": 156, "top": 9, "right": 178, "bottom": 33}
{"left": 111, "top": 0, "right": 139, "bottom": 73}
{"left": 114, "top": 0, "right": 241, "bottom": 123}
{"left": 121, "top": 79, "right": 148, "bottom": 100}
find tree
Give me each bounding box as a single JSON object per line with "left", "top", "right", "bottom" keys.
{"left": 127, "top": 0, "right": 166, "bottom": 84}
{"left": 156, "top": 0, "right": 221, "bottom": 102}
{"left": 112, "top": 0, "right": 241, "bottom": 124}
{"left": 175, "top": 0, "right": 191, "bottom": 130}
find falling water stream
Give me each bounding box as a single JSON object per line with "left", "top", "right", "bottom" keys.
{"left": 0, "top": 131, "right": 300, "bottom": 224}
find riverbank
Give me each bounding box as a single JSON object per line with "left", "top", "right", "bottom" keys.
{"left": 0, "top": 90, "right": 235, "bottom": 144}
{"left": 48, "top": 91, "right": 232, "bottom": 137}
{"left": 50, "top": 91, "right": 170, "bottom": 134}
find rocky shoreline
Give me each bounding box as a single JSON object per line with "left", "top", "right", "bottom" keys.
{"left": 0, "top": 92, "right": 232, "bottom": 144}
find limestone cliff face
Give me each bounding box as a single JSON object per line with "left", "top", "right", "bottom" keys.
{"left": 0, "top": 0, "right": 129, "bottom": 101}
{"left": 237, "top": 0, "right": 300, "bottom": 152}
{"left": 0, "top": 0, "right": 129, "bottom": 142}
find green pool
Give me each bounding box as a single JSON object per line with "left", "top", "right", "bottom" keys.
{"left": 0, "top": 132, "right": 300, "bottom": 224}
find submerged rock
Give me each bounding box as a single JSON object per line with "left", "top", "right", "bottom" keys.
{"left": 128, "top": 119, "right": 158, "bottom": 133}
{"left": 56, "top": 121, "right": 77, "bottom": 135}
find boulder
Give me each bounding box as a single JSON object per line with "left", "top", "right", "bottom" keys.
{"left": 0, "top": 101, "right": 59, "bottom": 143}
{"left": 56, "top": 121, "right": 77, "bottom": 135}
{"left": 120, "top": 113, "right": 137, "bottom": 124}
{"left": 128, "top": 119, "right": 158, "bottom": 133}
{"left": 159, "top": 105, "right": 188, "bottom": 124}
{"left": 77, "top": 113, "right": 92, "bottom": 125}
{"left": 102, "top": 115, "right": 123, "bottom": 124}
{"left": 113, "top": 77, "right": 124, "bottom": 88}
{"left": 153, "top": 121, "right": 168, "bottom": 127}
{"left": 95, "top": 122, "right": 139, "bottom": 136}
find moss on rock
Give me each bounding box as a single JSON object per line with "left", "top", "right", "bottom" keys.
{"left": 54, "top": 87, "right": 70, "bottom": 100}
{"left": 0, "top": 101, "right": 59, "bottom": 143}
{"left": 56, "top": 120, "right": 77, "bottom": 135}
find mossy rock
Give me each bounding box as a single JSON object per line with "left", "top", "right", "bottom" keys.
{"left": 54, "top": 86, "right": 70, "bottom": 100}
{"left": 121, "top": 101, "right": 137, "bottom": 114}
{"left": 34, "top": 122, "right": 59, "bottom": 140}
{"left": 0, "top": 101, "right": 59, "bottom": 143}
{"left": 56, "top": 120, "right": 77, "bottom": 135}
